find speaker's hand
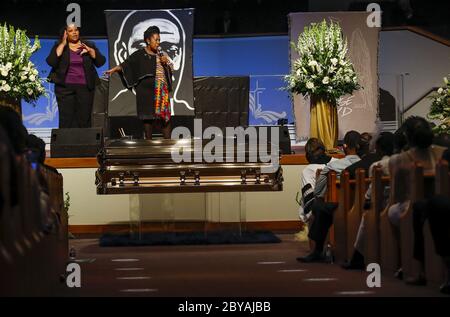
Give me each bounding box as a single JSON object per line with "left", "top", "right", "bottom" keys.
{"left": 160, "top": 55, "right": 169, "bottom": 65}
{"left": 104, "top": 65, "right": 121, "bottom": 77}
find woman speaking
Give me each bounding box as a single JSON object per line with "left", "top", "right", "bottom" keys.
{"left": 46, "top": 24, "right": 106, "bottom": 128}
{"left": 105, "top": 26, "right": 173, "bottom": 139}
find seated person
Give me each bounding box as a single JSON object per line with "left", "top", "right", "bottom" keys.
{"left": 387, "top": 117, "right": 445, "bottom": 282}
{"left": 25, "top": 134, "right": 59, "bottom": 174}
{"left": 298, "top": 138, "right": 336, "bottom": 224}
{"left": 388, "top": 117, "right": 445, "bottom": 227}
{"left": 361, "top": 132, "right": 373, "bottom": 145}
{"left": 0, "top": 107, "right": 28, "bottom": 208}
{"left": 297, "top": 131, "right": 362, "bottom": 263}
{"left": 341, "top": 132, "right": 395, "bottom": 270}
{"left": 345, "top": 132, "right": 394, "bottom": 178}
{"left": 25, "top": 134, "right": 56, "bottom": 233}
{"left": 411, "top": 133, "right": 450, "bottom": 293}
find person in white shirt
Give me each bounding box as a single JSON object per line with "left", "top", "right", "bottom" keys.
{"left": 297, "top": 131, "right": 362, "bottom": 263}
{"left": 298, "top": 138, "right": 337, "bottom": 224}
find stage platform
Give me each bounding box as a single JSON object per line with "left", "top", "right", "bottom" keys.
{"left": 44, "top": 153, "right": 344, "bottom": 169}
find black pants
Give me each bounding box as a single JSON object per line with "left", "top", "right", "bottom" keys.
{"left": 308, "top": 198, "right": 338, "bottom": 250}
{"left": 413, "top": 195, "right": 450, "bottom": 263}
{"left": 55, "top": 84, "right": 94, "bottom": 128}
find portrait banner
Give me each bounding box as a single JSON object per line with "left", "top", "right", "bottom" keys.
{"left": 105, "top": 9, "right": 194, "bottom": 117}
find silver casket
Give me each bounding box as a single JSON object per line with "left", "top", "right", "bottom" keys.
{"left": 95, "top": 137, "right": 283, "bottom": 194}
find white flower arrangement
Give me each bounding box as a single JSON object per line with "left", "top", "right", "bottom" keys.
{"left": 428, "top": 76, "right": 450, "bottom": 134}
{"left": 285, "top": 19, "right": 360, "bottom": 102}
{"left": 0, "top": 23, "right": 47, "bottom": 104}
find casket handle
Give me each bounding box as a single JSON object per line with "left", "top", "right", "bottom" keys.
{"left": 133, "top": 173, "right": 139, "bottom": 186}
{"left": 194, "top": 171, "right": 200, "bottom": 185}
{"left": 255, "top": 170, "right": 261, "bottom": 184}
{"left": 180, "top": 171, "right": 186, "bottom": 185}
{"left": 241, "top": 170, "right": 247, "bottom": 184}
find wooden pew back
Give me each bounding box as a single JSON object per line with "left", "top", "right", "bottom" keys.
{"left": 326, "top": 171, "right": 339, "bottom": 251}
{"left": 0, "top": 146, "right": 67, "bottom": 296}
{"left": 347, "top": 168, "right": 369, "bottom": 260}
{"left": 399, "top": 163, "right": 430, "bottom": 280}
{"left": 365, "top": 166, "right": 390, "bottom": 265}
{"left": 424, "top": 160, "right": 449, "bottom": 286}
{"left": 379, "top": 182, "right": 400, "bottom": 275}
{"left": 333, "top": 170, "right": 353, "bottom": 263}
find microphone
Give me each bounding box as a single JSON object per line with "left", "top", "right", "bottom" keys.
{"left": 157, "top": 46, "right": 164, "bottom": 57}
{"left": 157, "top": 46, "right": 171, "bottom": 69}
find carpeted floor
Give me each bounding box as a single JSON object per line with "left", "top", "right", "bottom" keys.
{"left": 99, "top": 230, "right": 281, "bottom": 247}
{"left": 66, "top": 234, "right": 447, "bottom": 297}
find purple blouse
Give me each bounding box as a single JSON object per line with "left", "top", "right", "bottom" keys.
{"left": 65, "top": 49, "right": 87, "bottom": 85}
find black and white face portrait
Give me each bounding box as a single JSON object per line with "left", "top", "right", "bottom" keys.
{"left": 107, "top": 9, "right": 194, "bottom": 116}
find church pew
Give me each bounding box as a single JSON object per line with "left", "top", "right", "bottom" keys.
{"left": 424, "top": 160, "right": 449, "bottom": 287}
{"left": 304, "top": 169, "right": 339, "bottom": 254}
{"left": 333, "top": 170, "right": 353, "bottom": 263}
{"left": 346, "top": 168, "right": 369, "bottom": 261}
{"left": 43, "top": 165, "right": 68, "bottom": 295}
{"left": 326, "top": 170, "right": 339, "bottom": 202}
{"left": 15, "top": 157, "right": 45, "bottom": 296}
{"left": 28, "top": 166, "right": 53, "bottom": 296}
{"left": 10, "top": 156, "right": 30, "bottom": 296}
{"left": 325, "top": 170, "right": 339, "bottom": 250}
{"left": 364, "top": 166, "right": 390, "bottom": 265}
{"left": 378, "top": 161, "right": 447, "bottom": 284}
{"left": 399, "top": 163, "right": 428, "bottom": 281}
{"left": 0, "top": 150, "right": 67, "bottom": 296}
{"left": 379, "top": 181, "right": 400, "bottom": 276}
{"left": 26, "top": 165, "right": 67, "bottom": 296}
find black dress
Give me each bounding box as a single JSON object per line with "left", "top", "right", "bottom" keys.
{"left": 120, "top": 48, "right": 172, "bottom": 120}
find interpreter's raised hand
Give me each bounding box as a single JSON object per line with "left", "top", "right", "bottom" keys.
{"left": 61, "top": 30, "right": 68, "bottom": 45}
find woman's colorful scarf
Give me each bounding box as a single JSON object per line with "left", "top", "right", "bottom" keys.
{"left": 154, "top": 80, "right": 170, "bottom": 122}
